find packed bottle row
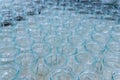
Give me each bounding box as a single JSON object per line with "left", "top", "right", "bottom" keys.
{"left": 0, "top": 0, "right": 120, "bottom": 80}
{"left": 0, "top": 0, "right": 120, "bottom": 27}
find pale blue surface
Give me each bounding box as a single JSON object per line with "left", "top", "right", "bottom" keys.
{"left": 0, "top": 0, "right": 120, "bottom": 80}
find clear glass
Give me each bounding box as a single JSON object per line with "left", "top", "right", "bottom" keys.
{"left": 0, "top": 1, "right": 120, "bottom": 80}
{"left": 15, "top": 37, "right": 33, "bottom": 50}
{"left": 68, "top": 33, "right": 84, "bottom": 46}
{"left": 94, "top": 21, "right": 112, "bottom": 33}
{"left": 106, "top": 40, "right": 120, "bottom": 53}
{"left": 103, "top": 53, "right": 120, "bottom": 69}
{"left": 0, "top": 45, "right": 19, "bottom": 63}
{"left": 0, "top": 26, "right": 19, "bottom": 62}
{"left": 112, "top": 24, "right": 120, "bottom": 33}
{"left": 84, "top": 39, "right": 104, "bottom": 56}
{"left": 12, "top": 0, "right": 26, "bottom": 21}
{"left": 0, "top": 27, "right": 15, "bottom": 43}
{"left": 58, "top": 42, "right": 77, "bottom": 56}
{"left": 15, "top": 51, "right": 37, "bottom": 80}
{"left": 111, "top": 32, "right": 120, "bottom": 42}
{"left": 50, "top": 68, "right": 76, "bottom": 80}
{"left": 32, "top": 42, "right": 51, "bottom": 57}
{"left": 0, "top": 64, "right": 19, "bottom": 80}
{"left": 25, "top": 3, "right": 36, "bottom": 16}
{"left": 16, "top": 77, "right": 36, "bottom": 80}
{"left": 14, "top": 22, "right": 33, "bottom": 50}
{"left": 16, "top": 72, "right": 36, "bottom": 80}
{"left": 14, "top": 22, "right": 30, "bottom": 37}
{"left": 41, "top": 7, "right": 52, "bottom": 17}
{"left": 101, "top": 0, "right": 116, "bottom": 4}
{"left": 111, "top": 24, "right": 120, "bottom": 42}
{"left": 102, "top": 64, "right": 114, "bottom": 80}
{"left": 78, "top": 70, "right": 100, "bottom": 80}
{"left": 91, "top": 30, "right": 110, "bottom": 45}
{"left": 32, "top": 58, "right": 50, "bottom": 80}
{"left": 0, "top": 0, "right": 13, "bottom": 26}
{"left": 21, "top": 0, "right": 36, "bottom": 16}
{"left": 27, "top": 16, "right": 48, "bottom": 43}
{"left": 15, "top": 51, "right": 37, "bottom": 71}
{"left": 56, "top": 25, "right": 70, "bottom": 42}
{"left": 74, "top": 50, "right": 96, "bottom": 66}
{"left": 45, "top": 34, "right": 63, "bottom": 47}
{"left": 33, "top": 0, "right": 43, "bottom": 14}
{"left": 29, "top": 27, "right": 46, "bottom": 43}
{"left": 112, "top": 71, "right": 120, "bottom": 80}
{"left": 44, "top": 53, "right": 67, "bottom": 68}
{"left": 74, "top": 50, "right": 97, "bottom": 73}
{"left": 104, "top": 50, "right": 120, "bottom": 57}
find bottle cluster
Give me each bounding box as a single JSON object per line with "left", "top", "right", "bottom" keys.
{"left": 0, "top": 0, "right": 120, "bottom": 80}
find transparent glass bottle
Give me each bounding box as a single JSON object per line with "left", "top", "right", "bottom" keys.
{"left": 44, "top": 52, "right": 68, "bottom": 69}
{"left": 50, "top": 68, "right": 76, "bottom": 80}
{"left": 78, "top": 70, "right": 101, "bottom": 80}
{"left": 103, "top": 52, "right": 120, "bottom": 69}
{"left": 32, "top": 42, "right": 51, "bottom": 58}
{"left": 84, "top": 39, "right": 104, "bottom": 57}
{"left": 106, "top": 39, "right": 120, "bottom": 53}
{"left": 0, "top": 0, "right": 14, "bottom": 27}
{"left": 112, "top": 71, "right": 120, "bottom": 80}
{"left": 74, "top": 50, "right": 97, "bottom": 74}
{"left": 15, "top": 51, "right": 37, "bottom": 70}
{"left": 32, "top": 58, "right": 50, "bottom": 80}
{"left": 12, "top": 0, "right": 26, "bottom": 21}
{"left": 58, "top": 42, "right": 77, "bottom": 56}
{"left": 111, "top": 24, "right": 120, "bottom": 42}
{"left": 0, "top": 63, "right": 19, "bottom": 80}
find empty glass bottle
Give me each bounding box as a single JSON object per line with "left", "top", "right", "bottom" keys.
{"left": 0, "top": 63, "right": 19, "bottom": 80}
{"left": 50, "top": 68, "right": 76, "bottom": 80}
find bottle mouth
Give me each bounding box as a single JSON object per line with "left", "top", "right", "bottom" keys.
{"left": 50, "top": 68, "right": 75, "bottom": 80}
{"left": 101, "top": 0, "right": 117, "bottom": 4}
{"left": 14, "top": 16, "right": 25, "bottom": 21}
{"left": 112, "top": 72, "right": 120, "bottom": 80}
{"left": 0, "top": 63, "right": 20, "bottom": 80}
{"left": 0, "top": 20, "right": 13, "bottom": 27}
